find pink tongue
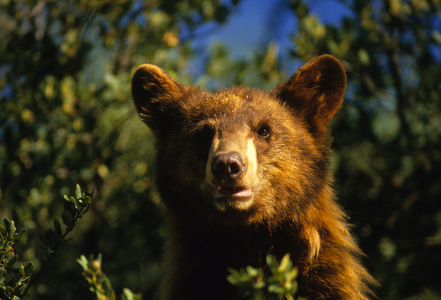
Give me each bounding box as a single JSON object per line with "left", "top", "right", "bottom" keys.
{"left": 215, "top": 187, "right": 252, "bottom": 198}
{"left": 234, "top": 188, "right": 252, "bottom": 197}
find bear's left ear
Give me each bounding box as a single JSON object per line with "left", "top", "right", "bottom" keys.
{"left": 131, "top": 64, "right": 186, "bottom": 137}
{"left": 273, "top": 55, "right": 346, "bottom": 134}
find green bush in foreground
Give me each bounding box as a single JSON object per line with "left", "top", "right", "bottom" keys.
{"left": 78, "top": 254, "right": 142, "bottom": 300}
{"left": 228, "top": 254, "right": 305, "bottom": 300}
{"left": 0, "top": 218, "right": 34, "bottom": 299}
{"left": 0, "top": 185, "right": 92, "bottom": 299}
{"left": 76, "top": 252, "right": 303, "bottom": 300}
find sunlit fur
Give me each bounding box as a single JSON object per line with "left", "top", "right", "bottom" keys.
{"left": 132, "top": 55, "right": 377, "bottom": 299}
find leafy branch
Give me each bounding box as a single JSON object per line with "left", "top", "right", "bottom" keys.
{"left": 228, "top": 254, "right": 305, "bottom": 300}
{"left": 0, "top": 184, "right": 93, "bottom": 299}
{"left": 0, "top": 219, "right": 34, "bottom": 300}
{"left": 78, "top": 254, "right": 142, "bottom": 300}
{"left": 19, "top": 184, "right": 93, "bottom": 298}
{"left": 1, "top": 184, "right": 142, "bottom": 300}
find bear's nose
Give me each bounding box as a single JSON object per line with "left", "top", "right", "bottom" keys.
{"left": 211, "top": 152, "right": 245, "bottom": 180}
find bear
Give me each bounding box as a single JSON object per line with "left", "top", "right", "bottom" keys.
{"left": 131, "top": 55, "right": 376, "bottom": 299}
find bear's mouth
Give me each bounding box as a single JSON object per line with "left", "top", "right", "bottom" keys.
{"left": 214, "top": 186, "right": 253, "bottom": 200}
{"left": 210, "top": 185, "right": 255, "bottom": 212}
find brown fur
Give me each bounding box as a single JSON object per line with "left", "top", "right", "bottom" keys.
{"left": 131, "top": 55, "right": 376, "bottom": 299}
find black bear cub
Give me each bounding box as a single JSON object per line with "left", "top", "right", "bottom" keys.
{"left": 131, "top": 55, "right": 375, "bottom": 299}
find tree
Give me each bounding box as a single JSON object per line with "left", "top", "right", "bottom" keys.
{"left": 0, "top": 0, "right": 240, "bottom": 298}
{"left": 289, "top": 0, "right": 441, "bottom": 298}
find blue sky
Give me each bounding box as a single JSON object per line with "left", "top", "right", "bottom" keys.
{"left": 197, "top": 0, "right": 352, "bottom": 59}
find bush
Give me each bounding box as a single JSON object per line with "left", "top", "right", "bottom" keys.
{"left": 228, "top": 254, "right": 304, "bottom": 300}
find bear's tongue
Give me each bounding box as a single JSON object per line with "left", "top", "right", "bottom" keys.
{"left": 215, "top": 186, "right": 252, "bottom": 199}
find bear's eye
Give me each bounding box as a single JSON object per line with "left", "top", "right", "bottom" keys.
{"left": 257, "top": 124, "right": 271, "bottom": 139}
{"left": 193, "top": 124, "right": 215, "bottom": 160}
{"left": 195, "top": 124, "right": 215, "bottom": 141}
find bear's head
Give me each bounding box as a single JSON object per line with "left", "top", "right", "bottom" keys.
{"left": 131, "top": 55, "right": 346, "bottom": 228}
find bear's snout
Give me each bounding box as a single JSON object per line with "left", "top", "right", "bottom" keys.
{"left": 211, "top": 151, "right": 246, "bottom": 180}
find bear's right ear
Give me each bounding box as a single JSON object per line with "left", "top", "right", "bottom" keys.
{"left": 273, "top": 55, "right": 346, "bottom": 135}
{"left": 131, "top": 64, "right": 185, "bottom": 137}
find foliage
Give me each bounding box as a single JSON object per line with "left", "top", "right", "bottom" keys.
{"left": 228, "top": 254, "right": 304, "bottom": 300}
{"left": 32, "top": 184, "right": 93, "bottom": 295}
{"left": 78, "top": 254, "right": 142, "bottom": 300}
{"left": 61, "top": 184, "right": 93, "bottom": 242}
{"left": 0, "top": 218, "right": 33, "bottom": 300}
{"left": 0, "top": 0, "right": 440, "bottom": 299}
{"left": 290, "top": 0, "right": 441, "bottom": 298}
{"left": 0, "top": 184, "right": 91, "bottom": 299}
{"left": 76, "top": 253, "right": 301, "bottom": 300}
{"left": 37, "top": 184, "right": 92, "bottom": 266}
{"left": 0, "top": 0, "right": 239, "bottom": 298}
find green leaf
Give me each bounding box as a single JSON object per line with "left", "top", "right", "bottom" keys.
{"left": 266, "top": 254, "right": 276, "bottom": 267}
{"left": 62, "top": 210, "right": 73, "bottom": 227}
{"left": 277, "top": 254, "right": 291, "bottom": 273}
{"left": 19, "top": 264, "right": 26, "bottom": 276}
{"left": 6, "top": 255, "right": 18, "bottom": 269}
{"left": 64, "top": 196, "right": 77, "bottom": 213}
{"left": 24, "top": 262, "right": 34, "bottom": 276}
{"left": 70, "top": 196, "right": 78, "bottom": 209}
{"left": 102, "top": 276, "right": 113, "bottom": 291}
{"left": 4, "top": 218, "right": 12, "bottom": 230}
{"left": 83, "top": 195, "right": 92, "bottom": 205}
{"left": 54, "top": 219, "right": 62, "bottom": 236}
{"left": 5, "top": 218, "right": 16, "bottom": 239}
{"left": 75, "top": 184, "right": 82, "bottom": 200}
{"left": 0, "top": 224, "right": 7, "bottom": 237}
{"left": 122, "top": 288, "right": 142, "bottom": 300}
{"left": 246, "top": 265, "right": 260, "bottom": 277}
{"left": 286, "top": 268, "right": 298, "bottom": 282}
{"left": 14, "top": 228, "right": 27, "bottom": 242}
{"left": 77, "top": 255, "right": 89, "bottom": 271}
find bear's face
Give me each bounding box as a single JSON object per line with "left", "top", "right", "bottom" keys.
{"left": 189, "top": 89, "right": 306, "bottom": 215}
{"left": 132, "top": 55, "right": 346, "bottom": 227}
